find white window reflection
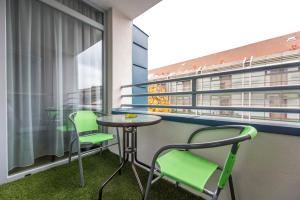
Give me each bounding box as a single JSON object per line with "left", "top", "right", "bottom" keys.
{"left": 77, "top": 41, "right": 102, "bottom": 90}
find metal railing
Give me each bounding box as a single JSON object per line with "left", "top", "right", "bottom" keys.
{"left": 120, "top": 60, "right": 300, "bottom": 118}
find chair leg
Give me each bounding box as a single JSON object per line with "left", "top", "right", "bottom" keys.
{"left": 77, "top": 140, "right": 85, "bottom": 187}
{"left": 143, "top": 165, "right": 156, "bottom": 200}
{"left": 116, "top": 128, "right": 122, "bottom": 164}
{"left": 228, "top": 175, "right": 236, "bottom": 200}
{"left": 68, "top": 138, "right": 76, "bottom": 164}
{"left": 116, "top": 127, "right": 122, "bottom": 175}
{"left": 99, "top": 143, "right": 103, "bottom": 155}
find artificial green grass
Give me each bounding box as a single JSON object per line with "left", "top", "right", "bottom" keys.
{"left": 0, "top": 151, "right": 203, "bottom": 200}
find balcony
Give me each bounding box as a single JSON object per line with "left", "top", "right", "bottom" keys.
{"left": 0, "top": 0, "right": 300, "bottom": 200}
{"left": 120, "top": 52, "right": 300, "bottom": 135}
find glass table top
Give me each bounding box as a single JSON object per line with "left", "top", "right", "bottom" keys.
{"left": 97, "top": 114, "right": 162, "bottom": 127}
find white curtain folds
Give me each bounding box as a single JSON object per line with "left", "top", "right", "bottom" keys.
{"left": 6, "top": 0, "right": 103, "bottom": 171}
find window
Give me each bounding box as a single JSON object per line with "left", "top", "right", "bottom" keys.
{"left": 220, "top": 75, "right": 232, "bottom": 89}
{"left": 6, "top": 0, "right": 104, "bottom": 174}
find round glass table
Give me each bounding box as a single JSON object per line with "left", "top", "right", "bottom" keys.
{"left": 97, "top": 114, "right": 162, "bottom": 199}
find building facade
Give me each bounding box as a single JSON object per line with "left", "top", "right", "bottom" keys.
{"left": 148, "top": 32, "right": 300, "bottom": 122}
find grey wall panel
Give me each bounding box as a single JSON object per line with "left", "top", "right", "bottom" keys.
{"left": 132, "top": 25, "right": 148, "bottom": 106}
{"left": 133, "top": 25, "right": 148, "bottom": 49}
{"left": 133, "top": 44, "right": 148, "bottom": 68}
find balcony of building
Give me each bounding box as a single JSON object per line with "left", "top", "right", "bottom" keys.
{"left": 0, "top": 0, "right": 300, "bottom": 200}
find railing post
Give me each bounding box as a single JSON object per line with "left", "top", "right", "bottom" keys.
{"left": 192, "top": 78, "right": 197, "bottom": 108}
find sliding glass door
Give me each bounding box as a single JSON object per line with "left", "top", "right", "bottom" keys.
{"left": 6, "top": 0, "right": 104, "bottom": 174}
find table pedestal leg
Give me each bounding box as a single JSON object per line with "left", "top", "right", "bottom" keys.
{"left": 98, "top": 126, "right": 144, "bottom": 200}
{"left": 131, "top": 128, "right": 144, "bottom": 195}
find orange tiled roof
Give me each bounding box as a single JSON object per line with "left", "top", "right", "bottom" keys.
{"left": 149, "top": 31, "right": 300, "bottom": 77}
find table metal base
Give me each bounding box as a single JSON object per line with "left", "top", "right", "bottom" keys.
{"left": 98, "top": 127, "right": 147, "bottom": 200}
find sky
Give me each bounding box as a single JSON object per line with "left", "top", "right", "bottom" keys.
{"left": 133, "top": 0, "right": 300, "bottom": 70}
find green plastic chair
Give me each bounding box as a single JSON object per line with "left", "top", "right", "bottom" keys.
{"left": 144, "top": 125, "right": 257, "bottom": 200}
{"left": 69, "top": 110, "right": 122, "bottom": 187}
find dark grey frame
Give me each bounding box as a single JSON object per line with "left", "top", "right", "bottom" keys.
{"left": 143, "top": 125, "right": 253, "bottom": 200}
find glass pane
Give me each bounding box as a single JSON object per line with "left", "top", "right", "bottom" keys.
{"left": 7, "top": 0, "right": 103, "bottom": 174}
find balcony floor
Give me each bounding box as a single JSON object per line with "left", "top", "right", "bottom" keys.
{"left": 0, "top": 151, "right": 202, "bottom": 200}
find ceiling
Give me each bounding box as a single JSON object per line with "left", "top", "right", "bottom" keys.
{"left": 88, "top": 0, "right": 162, "bottom": 19}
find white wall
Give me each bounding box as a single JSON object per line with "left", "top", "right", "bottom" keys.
{"left": 0, "top": 0, "right": 8, "bottom": 185}
{"left": 106, "top": 8, "right": 132, "bottom": 111}
{"left": 109, "top": 120, "right": 300, "bottom": 200}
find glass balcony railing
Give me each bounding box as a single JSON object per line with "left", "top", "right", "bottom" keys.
{"left": 121, "top": 59, "right": 300, "bottom": 123}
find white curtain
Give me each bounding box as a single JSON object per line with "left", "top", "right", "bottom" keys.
{"left": 7, "top": 0, "right": 103, "bottom": 171}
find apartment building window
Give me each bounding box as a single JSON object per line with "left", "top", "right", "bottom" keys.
{"left": 269, "top": 68, "right": 288, "bottom": 86}
{"left": 287, "top": 67, "right": 300, "bottom": 84}
{"left": 220, "top": 75, "right": 232, "bottom": 89}
{"left": 268, "top": 94, "right": 287, "bottom": 119}
{"left": 251, "top": 71, "right": 265, "bottom": 87}
{"left": 232, "top": 74, "right": 243, "bottom": 88}
{"left": 202, "top": 77, "right": 211, "bottom": 90}
{"left": 183, "top": 80, "right": 191, "bottom": 91}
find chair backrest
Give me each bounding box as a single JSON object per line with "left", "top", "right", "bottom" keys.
{"left": 69, "top": 110, "right": 99, "bottom": 133}
{"left": 217, "top": 126, "right": 257, "bottom": 189}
